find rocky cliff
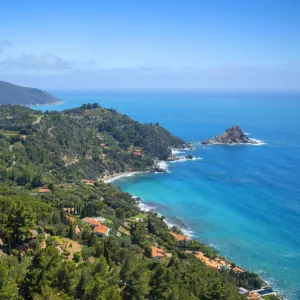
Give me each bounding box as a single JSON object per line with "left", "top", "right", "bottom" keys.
{"left": 202, "top": 125, "right": 259, "bottom": 145}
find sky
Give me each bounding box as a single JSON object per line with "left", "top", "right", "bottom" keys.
{"left": 0, "top": 0, "right": 299, "bottom": 90}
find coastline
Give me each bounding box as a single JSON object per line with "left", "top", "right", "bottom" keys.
{"left": 102, "top": 171, "right": 147, "bottom": 184}
{"left": 108, "top": 148, "right": 282, "bottom": 300}
{"left": 29, "top": 100, "right": 65, "bottom": 107}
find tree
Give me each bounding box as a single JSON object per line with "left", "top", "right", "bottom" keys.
{"left": 73, "top": 252, "right": 81, "bottom": 263}
{"left": 48, "top": 183, "right": 55, "bottom": 192}
{"left": 0, "top": 201, "right": 37, "bottom": 249}
{"left": 68, "top": 223, "right": 76, "bottom": 240}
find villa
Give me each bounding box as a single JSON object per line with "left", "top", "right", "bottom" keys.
{"left": 93, "top": 224, "right": 109, "bottom": 237}
{"left": 151, "top": 246, "right": 166, "bottom": 259}
{"left": 81, "top": 179, "right": 94, "bottom": 185}
{"left": 247, "top": 287, "right": 279, "bottom": 300}
{"left": 82, "top": 217, "right": 101, "bottom": 227}
{"left": 170, "top": 231, "right": 190, "bottom": 242}
{"left": 38, "top": 188, "right": 51, "bottom": 193}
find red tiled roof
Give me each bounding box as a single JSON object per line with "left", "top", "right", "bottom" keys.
{"left": 81, "top": 179, "right": 94, "bottom": 185}
{"left": 170, "top": 231, "right": 190, "bottom": 242}
{"left": 82, "top": 217, "right": 101, "bottom": 227}
{"left": 38, "top": 188, "right": 51, "bottom": 193}
{"left": 151, "top": 246, "right": 166, "bottom": 258}
{"left": 93, "top": 224, "right": 108, "bottom": 235}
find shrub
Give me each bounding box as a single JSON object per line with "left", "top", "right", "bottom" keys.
{"left": 73, "top": 251, "right": 81, "bottom": 263}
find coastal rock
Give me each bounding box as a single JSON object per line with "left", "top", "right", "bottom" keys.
{"left": 202, "top": 125, "right": 259, "bottom": 145}
{"left": 185, "top": 154, "right": 193, "bottom": 159}
{"left": 150, "top": 166, "right": 167, "bottom": 173}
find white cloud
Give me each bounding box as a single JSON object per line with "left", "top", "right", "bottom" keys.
{"left": 0, "top": 53, "right": 71, "bottom": 70}
{"left": 0, "top": 40, "right": 13, "bottom": 54}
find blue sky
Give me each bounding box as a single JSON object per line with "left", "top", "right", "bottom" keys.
{"left": 0, "top": 0, "right": 299, "bottom": 89}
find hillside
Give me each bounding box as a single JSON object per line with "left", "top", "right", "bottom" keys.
{"left": 0, "top": 103, "right": 275, "bottom": 300}
{"left": 0, "top": 80, "right": 62, "bottom": 105}
{"left": 0, "top": 103, "right": 186, "bottom": 187}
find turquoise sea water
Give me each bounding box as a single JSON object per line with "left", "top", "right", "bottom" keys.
{"left": 32, "top": 91, "right": 300, "bottom": 299}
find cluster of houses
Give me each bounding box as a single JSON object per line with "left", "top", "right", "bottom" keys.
{"left": 82, "top": 217, "right": 109, "bottom": 237}
{"left": 150, "top": 232, "right": 190, "bottom": 260}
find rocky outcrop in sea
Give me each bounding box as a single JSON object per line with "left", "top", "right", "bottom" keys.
{"left": 202, "top": 125, "right": 259, "bottom": 145}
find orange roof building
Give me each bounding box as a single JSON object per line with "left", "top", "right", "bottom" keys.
{"left": 81, "top": 179, "right": 94, "bottom": 185}
{"left": 151, "top": 246, "right": 166, "bottom": 259}
{"left": 38, "top": 188, "right": 51, "bottom": 193}
{"left": 248, "top": 291, "right": 260, "bottom": 300}
{"left": 82, "top": 217, "right": 101, "bottom": 227}
{"left": 170, "top": 231, "right": 190, "bottom": 242}
{"left": 132, "top": 150, "right": 144, "bottom": 157}
{"left": 93, "top": 224, "right": 108, "bottom": 236}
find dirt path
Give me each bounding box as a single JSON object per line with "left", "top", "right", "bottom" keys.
{"left": 9, "top": 145, "right": 16, "bottom": 166}
{"left": 48, "top": 126, "right": 55, "bottom": 138}
{"left": 65, "top": 157, "right": 80, "bottom": 167}
{"left": 33, "top": 116, "right": 42, "bottom": 125}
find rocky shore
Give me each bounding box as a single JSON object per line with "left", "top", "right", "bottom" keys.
{"left": 202, "top": 125, "right": 259, "bottom": 145}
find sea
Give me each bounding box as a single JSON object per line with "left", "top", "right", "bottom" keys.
{"left": 32, "top": 90, "right": 300, "bottom": 300}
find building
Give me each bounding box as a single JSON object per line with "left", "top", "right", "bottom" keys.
{"left": 29, "top": 229, "right": 38, "bottom": 239}
{"left": 132, "top": 149, "right": 144, "bottom": 157}
{"left": 82, "top": 217, "right": 101, "bottom": 228}
{"left": 151, "top": 246, "right": 166, "bottom": 259}
{"left": 170, "top": 231, "right": 190, "bottom": 242}
{"left": 64, "top": 207, "right": 75, "bottom": 213}
{"left": 81, "top": 179, "right": 94, "bottom": 185}
{"left": 93, "top": 224, "right": 109, "bottom": 237}
{"left": 38, "top": 188, "right": 51, "bottom": 193}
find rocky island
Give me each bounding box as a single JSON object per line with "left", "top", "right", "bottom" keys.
{"left": 202, "top": 125, "right": 259, "bottom": 145}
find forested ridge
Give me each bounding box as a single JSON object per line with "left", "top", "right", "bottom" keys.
{"left": 0, "top": 103, "right": 185, "bottom": 187}
{"left": 0, "top": 81, "right": 61, "bottom": 106}
{"left": 0, "top": 104, "right": 271, "bottom": 300}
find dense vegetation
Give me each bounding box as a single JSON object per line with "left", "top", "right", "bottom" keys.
{"left": 0, "top": 182, "right": 252, "bottom": 300}
{"left": 0, "top": 104, "right": 185, "bottom": 187}
{"left": 0, "top": 104, "right": 272, "bottom": 299}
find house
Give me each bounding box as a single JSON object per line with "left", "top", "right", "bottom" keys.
{"left": 29, "top": 229, "right": 38, "bottom": 239}
{"left": 170, "top": 231, "right": 190, "bottom": 242}
{"left": 81, "top": 179, "right": 94, "bottom": 186}
{"left": 132, "top": 150, "right": 144, "bottom": 157}
{"left": 151, "top": 246, "right": 166, "bottom": 259}
{"left": 93, "top": 224, "right": 109, "bottom": 237}
{"left": 82, "top": 217, "right": 101, "bottom": 228}
{"left": 64, "top": 207, "right": 75, "bottom": 213}
{"left": 38, "top": 188, "right": 51, "bottom": 193}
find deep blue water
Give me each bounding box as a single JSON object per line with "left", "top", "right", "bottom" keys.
{"left": 32, "top": 90, "right": 300, "bottom": 299}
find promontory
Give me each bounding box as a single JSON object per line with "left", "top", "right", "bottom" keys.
{"left": 0, "top": 80, "right": 62, "bottom": 106}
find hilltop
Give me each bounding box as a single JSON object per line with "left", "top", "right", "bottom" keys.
{"left": 0, "top": 80, "right": 62, "bottom": 105}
